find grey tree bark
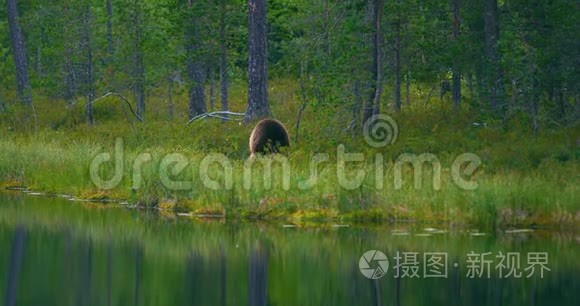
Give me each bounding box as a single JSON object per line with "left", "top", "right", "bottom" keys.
{"left": 6, "top": 0, "right": 32, "bottom": 105}
{"left": 322, "top": 0, "right": 331, "bottom": 55}
{"left": 363, "top": 0, "right": 383, "bottom": 124}
{"left": 405, "top": 70, "right": 411, "bottom": 105}
{"left": 393, "top": 0, "right": 402, "bottom": 111}
{"left": 209, "top": 67, "right": 216, "bottom": 110}
{"left": 186, "top": 0, "right": 206, "bottom": 119}
{"left": 451, "top": 0, "right": 461, "bottom": 111}
{"left": 245, "top": 0, "right": 270, "bottom": 121}
{"left": 83, "top": 4, "right": 94, "bottom": 125}
{"left": 219, "top": 0, "right": 229, "bottom": 120}
{"left": 106, "top": 0, "right": 113, "bottom": 57}
{"left": 105, "top": 0, "right": 115, "bottom": 89}
{"left": 133, "top": 0, "right": 145, "bottom": 117}
{"left": 483, "top": 0, "right": 503, "bottom": 113}
{"left": 63, "top": 0, "right": 75, "bottom": 104}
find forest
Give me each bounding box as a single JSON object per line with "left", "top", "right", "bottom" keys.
{"left": 0, "top": 0, "right": 578, "bottom": 225}
{"left": 0, "top": 2, "right": 579, "bottom": 305}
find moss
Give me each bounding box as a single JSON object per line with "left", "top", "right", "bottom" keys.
{"left": 1, "top": 180, "right": 25, "bottom": 189}
{"left": 289, "top": 208, "right": 339, "bottom": 222}
{"left": 192, "top": 207, "right": 226, "bottom": 218}
{"left": 158, "top": 198, "right": 177, "bottom": 211}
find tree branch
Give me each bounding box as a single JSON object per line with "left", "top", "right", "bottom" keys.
{"left": 87, "top": 92, "right": 143, "bottom": 122}
{"left": 186, "top": 111, "right": 246, "bottom": 125}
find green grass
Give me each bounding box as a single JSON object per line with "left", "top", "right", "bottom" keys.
{"left": 0, "top": 79, "right": 578, "bottom": 228}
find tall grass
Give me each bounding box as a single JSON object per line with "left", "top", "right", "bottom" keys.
{"left": 0, "top": 79, "right": 578, "bottom": 227}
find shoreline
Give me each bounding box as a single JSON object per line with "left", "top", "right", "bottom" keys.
{"left": 2, "top": 185, "right": 578, "bottom": 230}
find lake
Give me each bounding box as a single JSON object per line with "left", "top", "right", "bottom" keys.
{"left": 0, "top": 192, "right": 577, "bottom": 306}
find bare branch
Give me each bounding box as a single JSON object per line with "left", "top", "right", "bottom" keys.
{"left": 186, "top": 111, "right": 246, "bottom": 125}
{"left": 87, "top": 92, "right": 143, "bottom": 122}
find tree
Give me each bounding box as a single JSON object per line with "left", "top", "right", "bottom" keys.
{"left": 62, "top": 0, "right": 76, "bottom": 104}
{"left": 451, "top": 0, "right": 461, "bottom": 110}
{"left": 393, "top": 0, "right": 402, "bottom": 111}
{"left": 133, "top": 0, "right": 145, "bottom": 117}
{"left": 6, "top": 0, "right": 32, "bottom": 105}
{"left": 483, "top": 0, "right": 503, "bottom": 113}
{"left": 363, "top": 0, "right": 383, "bottom": 124}
{"left": 245, "top": 0, "right": 270, "bottom": 121}
{"left": 219, "top": 0, "right": 229, "bottom": 119}
{"left": 186, "top": 0, "right": 207, "bottom": 119}
{"left": 105, "top": 0, "right": 115, "bottom": 89}
{"left": 82, "top": 3, "right": 94, "bottom": 125}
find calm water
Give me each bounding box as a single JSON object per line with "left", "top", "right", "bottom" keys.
{"left": 0, "top": 193, "right": 578, "bottom": 306}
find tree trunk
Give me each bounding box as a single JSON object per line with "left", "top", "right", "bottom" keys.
{"left": 187, "top": 62, "right": 206, "bottom": 118}
{"left": 186, "top": 0, "right": 206, "bottom": 119}
{"left": 363, "top": 0, "right": 383, "bottom": 124}
{"left": 483, "top": 0, "right": 503, "bottom": 113}
{"left": 219, "top": 0, "right": 229, "bottom": 120}
{"left": 106, "top": 0, "right": 115, "bottom": 89}
{"left": 209, "top": 67, "right": 216, "bottom": 110}
{"left": 530, "top": 77, "right": 539, "bottom": 138}
{"left": 323, "top": 0, "right": 331, "bottom": 55}
{"left": 106, "top": 0, "right": 113, "bottom": 57}
{"left": 133, "top": 0, "right": 145, "bottom": 117}
{"left": 63, "top": 0, "right": 75, "bottom": 104}
{"left": 245, "top": 0, "right": 270, "bottom": 121}
{"left": 451, "top": 0, "right": 461, "bottom": 111}
{"left": 393, "top": 0, "right": 402, "bottom": 111}
{"left": 83, "top": 4, "right": 94, "bottom": 125}
{"left": 6, "top": 0, "right": 32, "bottom": 105}
{"left": 405, "top": 70, "right": 411, "bottom": 105}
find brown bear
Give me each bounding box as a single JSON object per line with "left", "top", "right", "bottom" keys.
{"left": 249, "top": 118, "right": 290, "bottom": 156}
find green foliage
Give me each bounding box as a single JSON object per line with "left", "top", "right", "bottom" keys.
{"left": 0, "top": 0, "right": 576, "bottom": 126}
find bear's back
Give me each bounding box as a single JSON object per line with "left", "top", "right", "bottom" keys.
{"left": 249, "top": 119, "right": 290, "bottom": 155}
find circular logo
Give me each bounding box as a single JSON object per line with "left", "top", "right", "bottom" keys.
{"left": 363, "top": 114, "right": 398, "bottom": 148}
{"left": 359, "top": 250, "right": 389, "bottom": 279}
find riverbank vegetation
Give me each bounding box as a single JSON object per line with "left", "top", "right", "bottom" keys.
{"left": 1, "top": 80, "right": 577, "bottom": 227}
{"left": 0, "top": 1, "right": 578, "bottom": 228}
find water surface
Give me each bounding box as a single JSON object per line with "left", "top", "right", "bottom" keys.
{"left": 0, "top": 193, "right": 577, "bottom": 306}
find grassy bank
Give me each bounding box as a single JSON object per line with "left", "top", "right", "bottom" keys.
{"left": 0, "top": 80, "right": 578, "bottom": 228}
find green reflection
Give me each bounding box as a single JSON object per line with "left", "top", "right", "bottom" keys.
{"left": 0, "top": 193, "right": 578, "bottom": 306}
